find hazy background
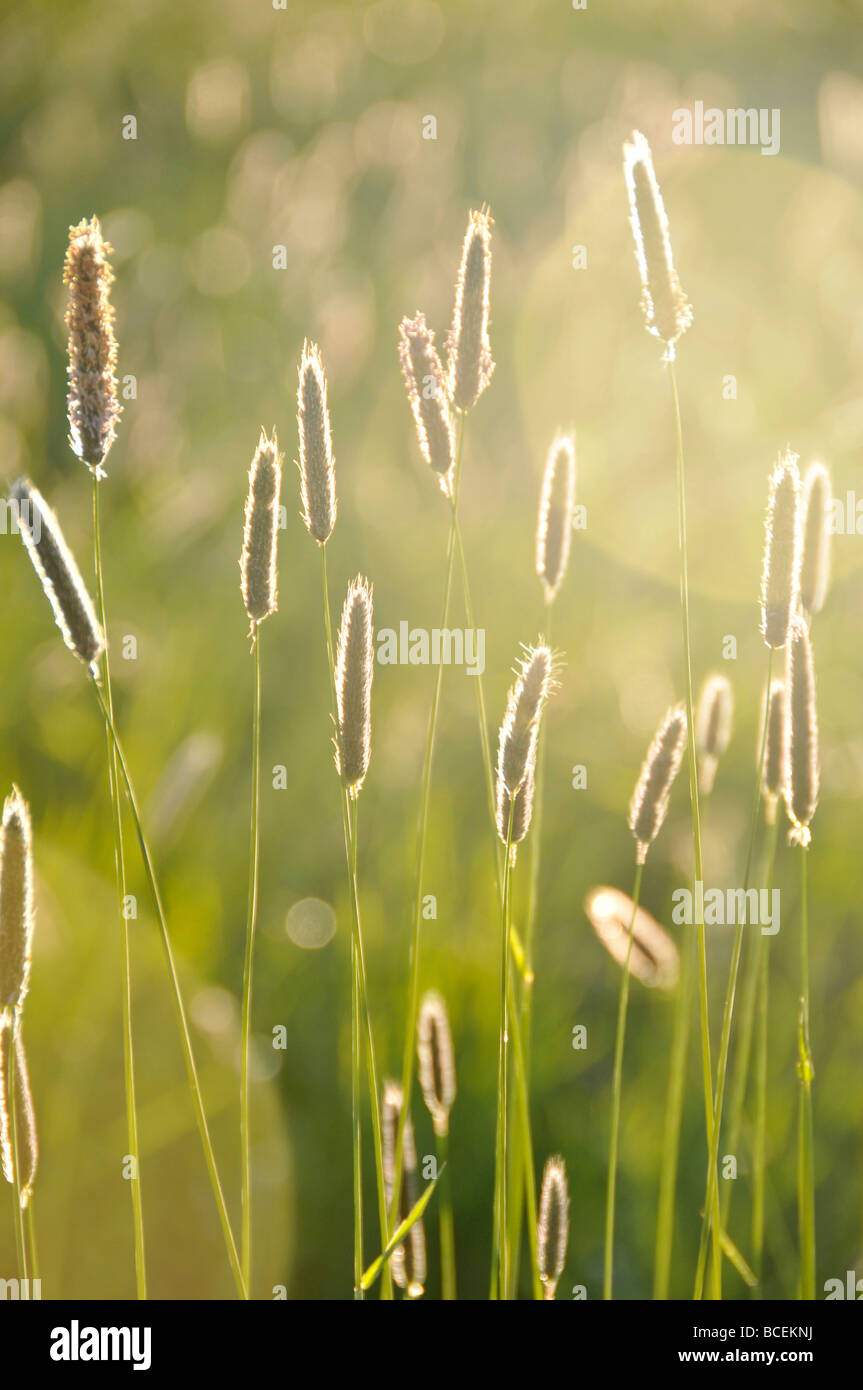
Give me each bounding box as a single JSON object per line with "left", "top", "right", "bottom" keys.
{"left": 1, "top": 0, "right": 862, "bottom": 1298}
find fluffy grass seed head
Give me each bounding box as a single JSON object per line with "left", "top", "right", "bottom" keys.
{"left": 799, "top": 462, "right": 832, "bottom": 619}
{"left": 584, "top": 886, "right": 680, "bottom": 990}
{"left": 760, "top": 451, "right": 801, "bottom": 650}
{"left": 382, "top": 1080, "right": 426, "bottom": 1298}
{"left": 537, "top": 1155, "right": 569, "bottom": 1301}
{"left": 417, "top": 990, "right": 456, "bottom": 1137}
{"left": 63, "top": 216, "right": 121, "bottom": 474}
{"left": 761, "top": 679, "right": 786, "bottom": 823}
{"left": 0, "top": 788, "right": 33, "bottom": 1018}
{"left": 10, "top": 478, "right": 105, "bottom": 676}
{"left": 240, "top": 430, "right": 282, "bottom": 634}
{"left": 334, "top": 576, "right": 374, "bottom": 798}
{"left": 0, "top": 1026, "right": 38, "bottom": 1207}
{"left": 628, "top": 703, "right": 687, "bottom": 864}
{"left": 623, "top": 131, "right": 693, "bottom": 358}
{"left": 296, "top": 340, "right": 336, "bottom": 545}
{"left": 446, "top": 207, "right": 494, "bottom": 412}
{"left": 696, "top": 673, "right": 734, "bottom": 796}
{"left": 398, "top": 313, "right": 456, "bottom": 496}
{"left": 536, "top": 432, "right": 576, "bottom": 603}
{"left": 495, "top": 644, "right": 553, "bottom": 859}
{"left": 783, "top": 616, "right": 819, "bottom": 847}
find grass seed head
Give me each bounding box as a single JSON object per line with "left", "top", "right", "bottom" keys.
{"left": 417, "top": 990, "right": 456, "bottom": 1137}
{"left": 760, "top": 451, "right": 801, "bottom": 649}
{"left": 799, "top": 462, "right": 832, "bottom": 619}
{"left": 0, "top": 788, "right": 33, "bottom": 1017}
{"left": 382, "top": 1080, "right": 427, "bottom": 1297}
{"left": 696, "top": 674, "right": 734, "bottom": 795}
{"left": 537, "top": 1155, "right": 569, "bottom": 1300}
{"left": 398, "top": 313, "right": 456, "bottom": 495}
{"left": 784, "top": 616, "right": 819, "bottom": 846}
{"left": 536, "top": 432, "right": 576, "bottom": 603}
{"left": 241, "top": 430, "right": 282, "bottom": 633}
{"left": 623, "top": 131, "right": 692, "bottom": 358}
{"left": 63, "top": 216, "right": 121, "bottom": 474}
{"left": 0, "top": 1026, "right": 38, "bottom": 1207}
{"left": 496, "top": 644, "right": 553, "bottom": 803}
{"left": 628, "top": 703, "right": 687, "bottom": 863}
{"left": 10, "top": 479, "right": 105, "bottom": 675}
{"left": 297, "top": 340, "right": 336, "bottom": 545}
{"left": 334, "top": 576, "right": 374, "bottom": 797}
{"left": 584, "top": 886, "right": 680, "bottom": 989}
{"left": 446, "top": 207, "right": 494, "bottom": 412}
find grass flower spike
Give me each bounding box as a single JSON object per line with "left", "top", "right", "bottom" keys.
{"left": 417, "top": 990, "right": 456, "bottom": 1138}
{"left": 760, "top": 451, "right": 801, "bottom": 650}
{"left": 536, "top": 432, "right": 576, "bottom": 603}
{"left": 398, "top": 313, "right": 456, "bottom": 495}
{"left": 382, "top": 1080, "right": 426, "bottom": 1297}
{"left": 762, "top": 680, "right": 786, "bottom": 822}
{"left": 695, "top": 674, "right": 734, "bottom": 795}
{"left": 0, "top": 788, "right": 33, "bottom": 1018}
{"left": 334, "top": 577, "right": 374, "bottom": 798}
{"left": 63, "top": 216, "right": 121, "bottom": 474}
{"left": 585, "top": 886, "right": 680, "bottom": 990}
{"left": 537, "top": 1156, "right": 569, "bottom": 1300}
{"left": 623, "top": 131, "right": 692, "bottom": 357}
{"left": 240, "top": 430, "right": 282, "bottom": 633}
{"left": 10, "top": 479, "right": 105, "bottom": 675}
{"left": 297, "top": 341, "right": 336, "bottom": 545}
{"left": 446, "top": 207, "right": 494, "bottom": 412}
{"left": 799, "top": 462, "right": 832, "bottom": 620}
{"left": 0, "top": 1026, "right": 38, "bottom": 1208}
{"left": 628, "top": 704, "right": 687, "bottom": 864}
{"left": 784, "top": 617, "right": 819, "bottom": 848}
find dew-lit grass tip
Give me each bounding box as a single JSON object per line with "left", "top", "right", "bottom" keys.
{"left": 417, "top": 990, "right": 456, "bottom": 1137}
{"left": 0, "top": 1025, "right": 38, "bottom": 1207}
{"left": 63, "top": 216, "right": 121, "bottom": 474}
{"left": 297, "top": 340, "right": 336, "bottom": 546}
{"left": 761, "top": 679, "right": 786, "bottom": 821}
{"left": 0, "top": 787, "right": 34, "bottom": 1018}
{"left": 799, "top": 461, "right": 832, "bottom": 619}
{"left": 496, "top": 643, "right": 553, "bottom": 801}
{"left": 397, "top": 313, "right": 455, "bottom": 495}
{"left": 446, "top": 207, "right": 494, "bottom": 412}
{"left": 584, "top": 886, "right": 680, "bottom": 990}
{"left": 10, "top": 478, "right": 105, "bottom": 675}
{"left": 623, "top": 131, "right": 693, "bottom": 357}
{"left": 382, "top": 1079, "right": 426, "bottom": 1298}
{"left": 696, "top": 673, "right": 733, "bottom": 796}
{"left": 628, "top": 703, "right": 687, "bottom": 864}
{"left": 334, "top": 576, "right": 374, "bottom": 798}
{"left": 783, "top": 616, "right": 819, "bottom": 848}
{"left": 760, "top": 450, "right": 801, "bottom": 650}
{"left": 537, "top": 1155, "right": 570, "bottom": 1301}
{"left": 536, "top": 431, "right": 576, "bottom": 603}
{"left": 240, "top": 430, "right": 282, "bottom": 634}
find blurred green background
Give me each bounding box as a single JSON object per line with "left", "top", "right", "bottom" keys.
{"left": 1, "top": 0, "right": 863, "bottom": 1299}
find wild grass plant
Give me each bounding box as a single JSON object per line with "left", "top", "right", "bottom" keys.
{"left": 1, "top": 108, "right": 845, "bottom": 1303}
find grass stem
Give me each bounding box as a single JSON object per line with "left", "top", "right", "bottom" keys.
{"left": 240, "top": 625, "right": 262, "bottom": 1292}
{"left": 603, "top": 861, "right": 643, "bottom": 1300}
{"left": 797, "top": 845, "right": 815, "bottom": 1299}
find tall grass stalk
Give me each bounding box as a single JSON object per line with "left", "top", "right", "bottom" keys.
{"left": 239, "top": 627, "right": 262, "bottom": 1291}
{"left": 668, "top": 360, "right": 720, "bottom": 1298}
{"left": 693, "top": 649, "right": 774, "bottom": 1299}
{"left": 450, "top": 513, "right": 541, "bottom": 1299}
{"left": 387, "top": 416, "right": 465, "bottom": 1263}
{"left": 6, "top": 1021, "right": 28, "bottom": 1280}
{"left": 320, "top": 552, "right": 392, "bottom": 1299}
{"left": 92, "top": 476, "right": 146, "bottom": 1300}
{"left": 492, "top": 799, "right": 516, "bottom": 1298}
{"left": 603, "top": 863, "right": 643, "bottom": 1300}
{"left": 797, "top": 845, "right": 815, "bottom": 1299}
{"left": 752, "top": 813, "right": 779, "bottom": 1288}
{"left": 652, "top": 920, "right": 694, "bottom": 1298}
{"left": 90, "top": 680, "right": 247, "bottom": 1298}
